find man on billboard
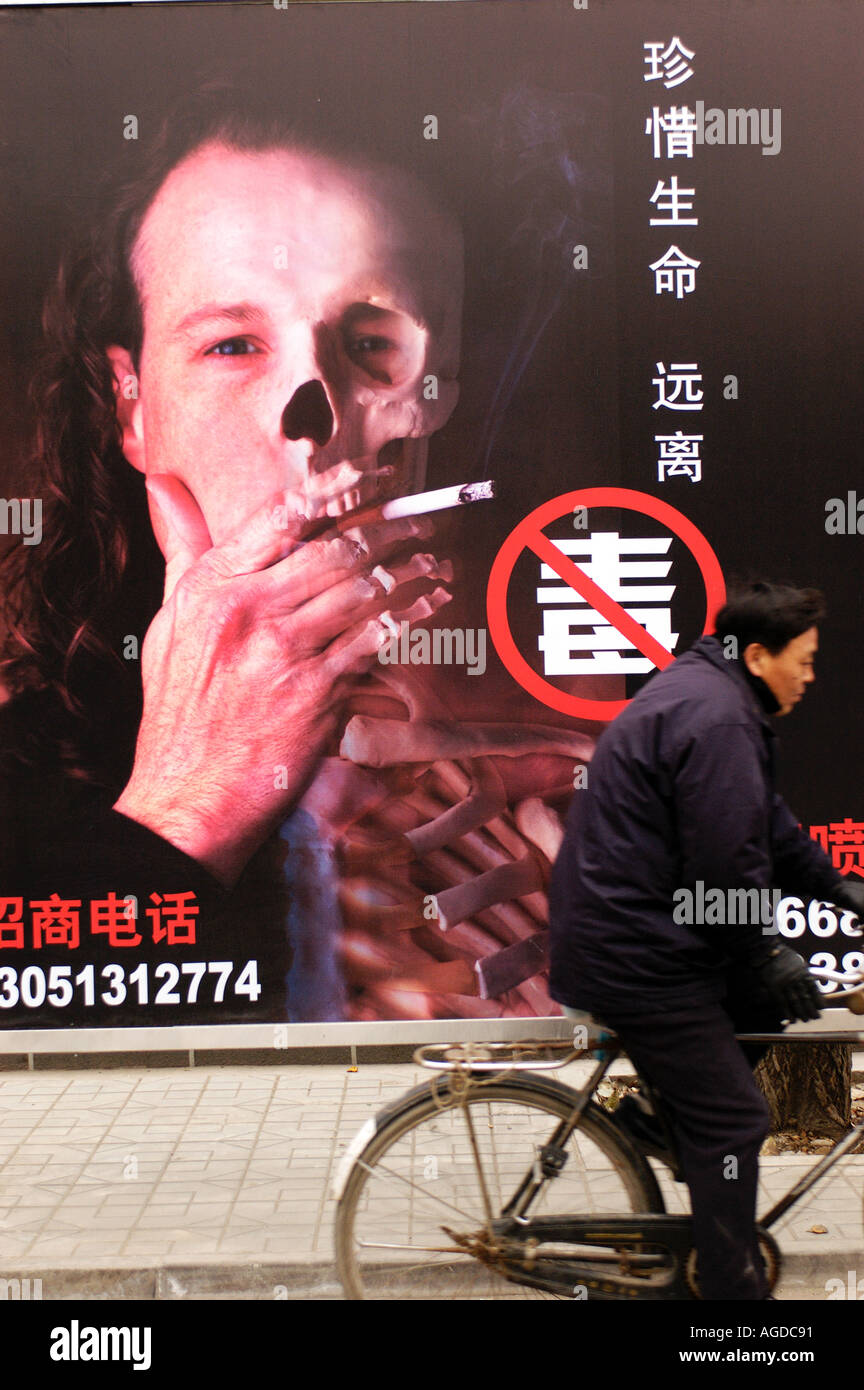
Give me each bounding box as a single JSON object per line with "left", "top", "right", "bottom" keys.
{"left": 1, "top": 84, "right": 580, "bottom": 1024}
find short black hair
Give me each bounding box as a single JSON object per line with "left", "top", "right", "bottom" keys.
{"left": 713, "top": 580, "right": 825, "bottom": 655}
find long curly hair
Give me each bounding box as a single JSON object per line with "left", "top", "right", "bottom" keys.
{"left": 1, "top": 82, "right": 412, "bottom": 786}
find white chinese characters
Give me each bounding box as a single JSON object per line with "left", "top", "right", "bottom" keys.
{"left": 643, "top": 37, "right": 695, "bottom": 90}
{"left": 643, "top": 36, "right": 705, "bottom": 483}
{"left": 656, "top": 432, "right": 703, "bottom": 483}
{"left": 649, "top": 245, "right": 700, "bottom": 298}
{"left": 645, "top": 106, "right": 698, "bottom": 160}
{"left": 652, "top": 363, "right": 704, "bottom": 412}
{"left": 649, "top": 176, "right": 698, "bottom": 227}
{"left": 537, "top": 533, "right": 679, "bottom": 675}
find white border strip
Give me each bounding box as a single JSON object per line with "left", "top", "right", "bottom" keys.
{"left": 0, "top": 1011, "right": 861, "bottom": 1053}
{"left": 0, "top": 1016, "right": 571, "bottom": 1052}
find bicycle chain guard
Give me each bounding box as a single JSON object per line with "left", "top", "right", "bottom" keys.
{"left": 484, "top": 1214, "right": 781, "bottom": 1300}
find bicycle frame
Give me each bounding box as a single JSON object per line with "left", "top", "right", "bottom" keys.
{"left": 735, "top": 1031, "right": 864, "bottom": 1229}
{"left": 415, "top": 1026, "right": 864, "bottom": 1300}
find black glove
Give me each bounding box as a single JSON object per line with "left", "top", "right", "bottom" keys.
{"left": 828, "top": 878, "right": 864, "bottom": 919}
{"left": 755, "top": 945, "right": 823, "bottom": 1023}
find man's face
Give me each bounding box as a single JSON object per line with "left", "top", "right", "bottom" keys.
{"left": 746, "top": 626, "right": 818, "bottom": 715}
{"left": 110, "top": 142, "right": 463, "bottom": 545}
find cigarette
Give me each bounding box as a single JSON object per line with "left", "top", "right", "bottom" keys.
{"left": 377, "top": 480, "right": 496, "bottom": 520}
{"left": 305, "top": 479, "right": 496, "bottom": 540}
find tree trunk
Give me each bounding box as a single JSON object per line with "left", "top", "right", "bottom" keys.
{"left": 755, "top": 1043, "right": 851, "bottom": 1137}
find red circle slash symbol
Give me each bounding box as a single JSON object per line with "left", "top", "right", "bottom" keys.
{"left": 486, "top": 487, "right": 726, "bottom": 720}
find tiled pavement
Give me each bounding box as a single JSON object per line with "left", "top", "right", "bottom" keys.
{"left": 0, "top": 1058, "right": 861, "bottom": 1299}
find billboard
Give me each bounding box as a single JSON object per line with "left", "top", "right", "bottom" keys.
{"left": 0, "top": 0, "right": 862, "bottom": 1030}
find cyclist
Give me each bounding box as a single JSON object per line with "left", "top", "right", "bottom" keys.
{"left": 548, "top": 580, "right": 864, "bottom": 1300}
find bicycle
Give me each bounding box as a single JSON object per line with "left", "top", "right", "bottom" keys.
{"left": 333, "top": 967, "right": 864, "bottom": 1300}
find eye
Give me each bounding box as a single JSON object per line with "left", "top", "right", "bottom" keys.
{"left": 340, "top": 304, "right": 424, "bottom": 387}
{"left": 204, "top": 336, "right": 261, "bottom": 357}
{"left": 351, "top": 334, "right": 395, "bottom": 356}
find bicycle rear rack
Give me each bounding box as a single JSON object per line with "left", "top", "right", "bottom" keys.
{"left": 415, "top": 1036, "right": 614, "bottom": 1072}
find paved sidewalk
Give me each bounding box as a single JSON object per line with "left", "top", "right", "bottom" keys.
{"left": 0, "top": 1059, "right": 860, "bottom": 1300}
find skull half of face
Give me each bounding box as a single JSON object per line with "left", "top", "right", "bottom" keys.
{"left": 279, "top": 160, "right": 464, "bottom": 502}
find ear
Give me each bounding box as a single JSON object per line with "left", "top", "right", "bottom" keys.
{"left": 742, "top": 641, "right": 765, "bottom": 677}
{"left": 106, "top": 345, "right": 146, "bottom": 473}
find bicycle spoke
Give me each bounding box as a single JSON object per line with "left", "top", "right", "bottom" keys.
{"left": 355, "top": 1155, "right": 482, "bottom": 1224}
{"left": 460, "top": 1098, "right": 495, "bottom": 1226}
{"left": 355, "top": 1241, "right": 467, "bottom": 1254}
{"left": 485, "top": 1098, "right": 512, "bottom": 1212}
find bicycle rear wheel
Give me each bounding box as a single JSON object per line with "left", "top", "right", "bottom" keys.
{"left": 334, "top": 1073, "right": 664, "bottom": 1300}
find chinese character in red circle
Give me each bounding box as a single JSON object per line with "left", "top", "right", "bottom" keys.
{"left": 147, "top": 892, "right": 198, "bottom": 946}
{"left": 0, "top": 898, "right": 24, "bottom": 949}
{"left": 90, "top": 892, "right": 142, "bottom": 947}
{"left": 31, "top": 893, "right": 81, "bottom": 949}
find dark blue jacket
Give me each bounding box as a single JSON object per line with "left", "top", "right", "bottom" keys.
{"left": 548, "top": 635, "right": 840, "bottom": 1012}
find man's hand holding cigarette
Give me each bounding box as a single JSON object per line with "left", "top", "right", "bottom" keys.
{"left": 114, "top": 462, "right": 453, "bottom": 887}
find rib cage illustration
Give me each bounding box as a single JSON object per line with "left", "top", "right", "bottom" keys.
{"left": 286, "top": 666, "right": 593, "bottom": 1021}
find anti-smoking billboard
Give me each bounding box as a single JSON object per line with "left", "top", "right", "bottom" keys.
{"left": 1, "top": 0, "right": 861, "bottom": 1031}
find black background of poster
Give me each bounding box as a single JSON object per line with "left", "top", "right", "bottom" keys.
{"left": 0, "top": 0, "right": 862, "bottom": 1022}
{"left": 3, "top": 0, "right": 860, "bottom": 799}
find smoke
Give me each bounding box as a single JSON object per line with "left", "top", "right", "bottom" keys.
{"left": 463, "top": 83, "right": 609, "bottom": 475}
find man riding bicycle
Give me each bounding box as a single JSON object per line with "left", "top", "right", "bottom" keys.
{"left": 548, "top": 581, "right": 864, "bottom": 1300}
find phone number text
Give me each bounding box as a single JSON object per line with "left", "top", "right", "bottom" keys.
{"left": 0, "top": 960, "right": 261, "bottom": 1009}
